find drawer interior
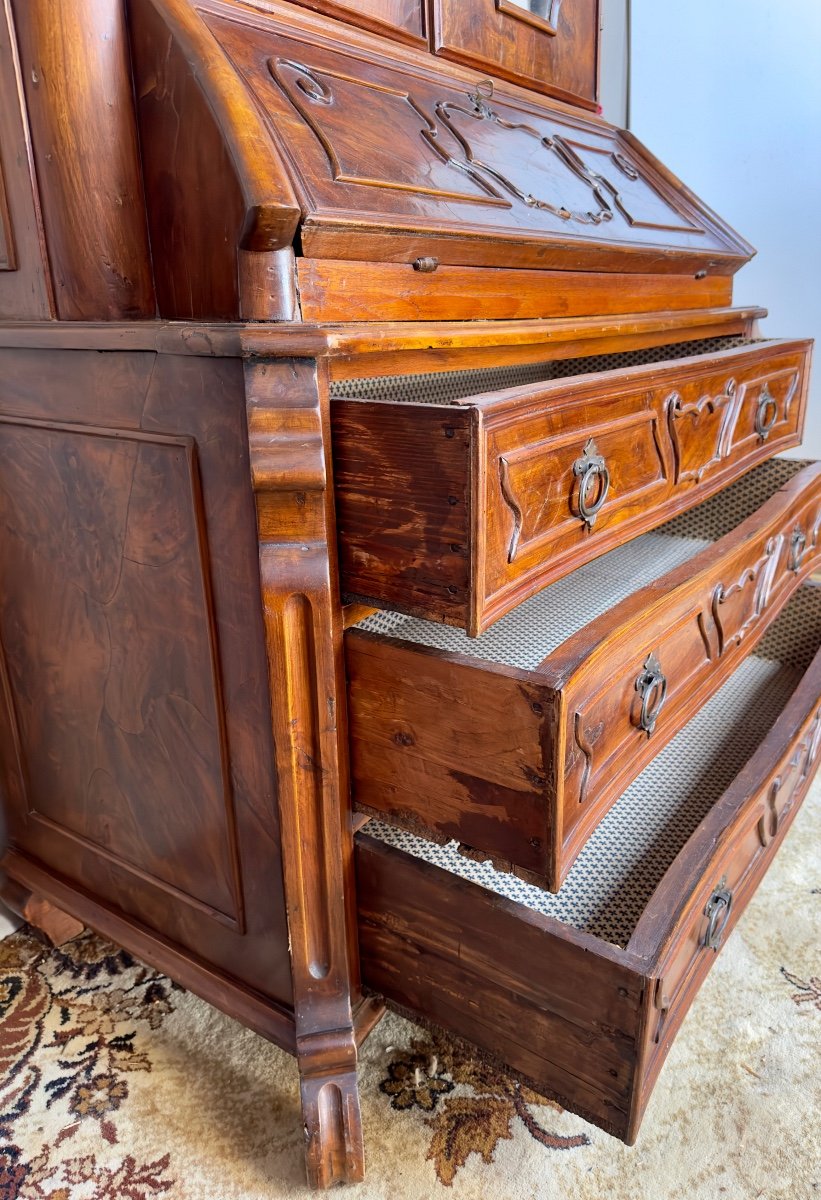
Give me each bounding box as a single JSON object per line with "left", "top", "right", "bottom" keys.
{"left": 330, "top": 334, "right": 754, "bottom": 403}
{"left": 355, "top": 456, "right": 806, "bottom": 673}
{"left": 361, "top": 583, "right": 821, "bottom": 950}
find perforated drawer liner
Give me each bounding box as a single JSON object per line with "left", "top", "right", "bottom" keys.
{"left": 368, "top": 589, "right": 821, "bottom": 949}
{"left": 358, "top": 458, "right": 808, "bottom": 669}
{"left": 330, "top": 335, "right": 754, "bottom": 406}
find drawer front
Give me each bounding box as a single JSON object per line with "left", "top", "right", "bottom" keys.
{"left": 556, "top": 464, "right": 821, "bottom": 875}
{"left": 482, "top": 341, "right": 811, "bottom": 631}
{"left": 633, "top": 696, "right": 821, "bottom": 1125}
{"left": 356, "top": 641, "right": 821, "bottom": 1147}
{"left": 347, "top": 462, "right": 821, "bottom": 891}
{"left": 334, "top": 339, "right": 811, "bottom": 635}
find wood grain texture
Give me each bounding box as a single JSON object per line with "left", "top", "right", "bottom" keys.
{"left": 286, "top": 0, "right": 426, "bottom": 44}
{"left": 432, "top": 0, "right": 599, "bottom": 108}
{"left": 0, "top": 0, "right": 52, "bottom": 318}
{"left": 201, "top": 3, "right": 752, "bottom": 276}
{"left": 333, "top": 338, "right": 812, "bottom": 633}
{"left": 11, "top": 0, "right": 155, "bottom": 320}
{"left": 129, "top": 0, "right": 301, "bottom": 318}
{"left": 346, "top": 464, "right": 821, "bottom": 889}
{"left": 0, "top": 345, "right": 293, "bottom": 1008}
{"left": 356, "top": 640, "right": 821, "bottom": 1145}
{"left": 245, "top": 356, "right": 365, "bottom": 1188}
{"left": 298, "top": 259, "right": 733, "bottom": 323}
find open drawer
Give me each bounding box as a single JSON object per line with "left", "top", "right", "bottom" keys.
{"left": 347, "top": 458, "right": 821, "bottom": 890}
{"left": 332, "top": 335, "right": 812, "bottom": 633}
{"left": 356, "top": 586, "right": 821, "bottom": 1143}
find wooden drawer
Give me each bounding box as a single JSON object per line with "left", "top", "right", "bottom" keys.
{"left": 332, "top": 336, "right": 812, "bottom": 634}
{"left": 347, "top": 458, "right": 821, "bottom": 890}
{"left": 356, "top": 587, "right": 821, "bottom": 1142}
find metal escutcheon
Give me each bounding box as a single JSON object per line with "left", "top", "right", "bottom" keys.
{"left": 754, "top": 384, "right": 778, "bottom": 439}
{"left": 702, "top": 882, "right": 733, "bottom": 951}
{"left": 789, "top": 526, "right": 807, "bottom": 573}
{"left": 635, "top": 653, "right": 667, "bottom": 735}
{"left": 572, "top": 438, "right": 610, "bottom": 528}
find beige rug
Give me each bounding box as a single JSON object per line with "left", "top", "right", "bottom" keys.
{"left": 1, "top": 780, "right": 820, "bottom": 1200}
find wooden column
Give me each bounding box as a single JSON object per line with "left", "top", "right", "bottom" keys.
{"left": 245, "top": 356, "right": 364, "bottom": 1189}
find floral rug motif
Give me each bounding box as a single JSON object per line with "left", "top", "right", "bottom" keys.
{"left": 0, "top": 776, "right": 820, "bottom": 1198}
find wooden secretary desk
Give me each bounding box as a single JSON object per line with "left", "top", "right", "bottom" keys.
{"left": 0, "top": 0, "right": 818, "bottom": 1188}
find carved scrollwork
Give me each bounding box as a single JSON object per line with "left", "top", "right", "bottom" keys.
{"left": 711, "top": 535, "right": 782, "bottom": 656}
{"left": 666, "top": 379, "right": 740, "bottom": 485}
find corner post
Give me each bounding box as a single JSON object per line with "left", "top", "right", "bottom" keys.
{"left": 245, "top": 355, "right": 364, "bottom": 1188}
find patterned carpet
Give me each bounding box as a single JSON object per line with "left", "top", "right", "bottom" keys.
{"left": 1, "top": 779, "right": 820, "bottom": 1199}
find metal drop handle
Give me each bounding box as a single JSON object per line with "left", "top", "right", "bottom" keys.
{"left": 635, "top": 653, "right": 667, "bottom": 735}
{"left": 702, "top": 883, "right": 733, "bottom": 951}
{"left": 573, "top": 438, "right": 610, "bottom": 528}
{"left": 789, "top": 526, "right": 807, "bottom": 573}
{"left": 754, "top": 384, "right": 778, "bottom": 439}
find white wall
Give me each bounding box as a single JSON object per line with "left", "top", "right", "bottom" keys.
{"left": 629, "top": 1, "right": 821, "bottom": 456}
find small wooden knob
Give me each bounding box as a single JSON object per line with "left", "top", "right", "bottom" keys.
{"left": 413, "top": 257, "right": 440, "bottom": 273}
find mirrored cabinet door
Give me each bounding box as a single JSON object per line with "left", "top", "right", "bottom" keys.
{"left": 432, "top": 0, "right": 599, "bottom": 108}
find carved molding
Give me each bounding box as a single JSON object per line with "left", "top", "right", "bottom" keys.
{"left": 667, "top": 378, "right": 739, "bottom": 485}
{"left": 269, "top": 57, "right": 702, "bottom": 235}
{"left": 572, "top": 711, "right": 594, "bottom": 807}
{"left": 499, "top": 455, "right": 523, "bottom": 562}
{"left": 711, "top": 536, "right": 782, "bottom": 657}
{"left": 245, "top": 358, "right": 364, "bottom": 1187}
{"left": 496, "top": 0, "right": 563, "bottom": 36}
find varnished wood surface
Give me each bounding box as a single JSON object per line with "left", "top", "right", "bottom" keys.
{"left": 286, "top": 0, "right": 426, "bottom": 44}
{"left": 11, "top": 0, "right": 155, "bottom": 320}
{"left": 0, "top": 307, "right": 767, "bottom": 360}
{"left": 0, "top": 345, "right": 292, "bottom": 1005}
{"left": 346, "top": 463, "right": 821, "bottom": 889}
{"left": 129, "top": 0, "right": 302, "bottom": 318}
{"left": 0, "top": 0, "right": 52, "bottom": 319}
{"left": 190, "top": 0, "right": 752, "bottom": 278}
{"left": 356, "top": 640, "right": 821, "bottom": 1144}
{"left": 246, "top": 357, "right": 366, "bottom": 1187}
{"left": 298, "top": 259, "right": 733, "bottom": 323}
{"left": 432, "top": 0, "right": 599, "bottom": 108}
{"left": 333, "top": 338, "right": 811, "bottom": 632}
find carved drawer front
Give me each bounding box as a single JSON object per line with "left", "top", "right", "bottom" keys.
{"left": 346, "top": 459, "right": 821, "bottom": 892}
{"left": 356, "top": 586, "right": 821, "bottom": 1145}
{"left": 332, "top": 337, "right": 811, "bottom": 635}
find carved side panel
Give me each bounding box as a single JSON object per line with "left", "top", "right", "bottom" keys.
{"left": 245, "top": 357, "right": 364, "bottom": 1189}
{"left": 0, "top": 417, "right": 244, "bottom": 928}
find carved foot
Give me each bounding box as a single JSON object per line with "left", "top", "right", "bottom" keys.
{"left": 298, "top": 1031, "right": 365, "bottom": 1188}
{"left": 0, "top": 878, "right": 84, "bottom": 945}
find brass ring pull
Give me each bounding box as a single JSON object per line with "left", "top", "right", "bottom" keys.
{"left": 789, "top": 526, "right": 807, "bottom": 573}
{"left": 754, "top": 384, "right": 778, "bottom": 439}
{"left": 635, "top": 653, "right": 667, "bottom": 735}
{"left": 702, "top": 883, "right": 733, "bottom": 951}
{"left": 573, "top": 438, "right": 610, "bottom": 528}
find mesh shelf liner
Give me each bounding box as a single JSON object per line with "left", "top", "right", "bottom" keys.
{"left": 330, "top": 336, "right": 753, "bottom": 405}
{"left": 359, "top": 459, "right": 810, "bottom": 669}
{"left": 367, "top": 589, "right": 821, "bottom": 948}
{"left": 660, "top": 457, "right": 808, "bottom": 542}
{"left": 360, "top": 532, "right": 709, "bottom": 670}
{"left": 368, "top": 656, "right": 800, "bottom": 949}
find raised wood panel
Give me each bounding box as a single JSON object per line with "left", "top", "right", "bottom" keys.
{"left": 0, "top": 346, "right": 292, "bottom": 1006}
{"left": 288, "top": 0, "right": 425, "bottom": 45}
{"left": 0, "top": 418, "right": 242, "bottom": 926}
{"left": 0, "top": 0, "right": 52, "bottom": 317}
{"left": 432, "top": 0, "right": 599, "bottom": 108}
{"left": 202, "top": 8, "right": 751, "bottom": 275}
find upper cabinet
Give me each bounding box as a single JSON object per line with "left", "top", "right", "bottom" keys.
{"left": 288, "top": 0, "right": 426, "bottom": 46}
{"left": 432, "top": 0, "right": 600, "bottom": 109}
